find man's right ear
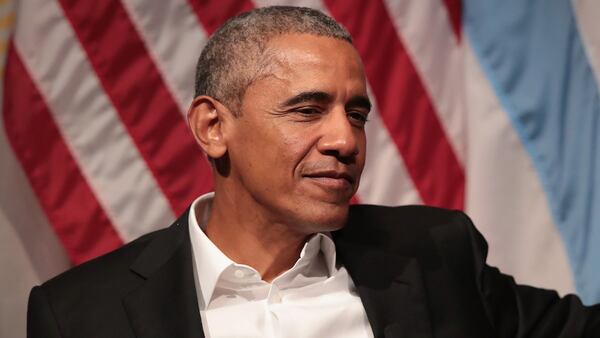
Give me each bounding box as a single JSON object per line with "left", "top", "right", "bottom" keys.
{"left": 187, "top": 96, "right": 229, "bottom": 159}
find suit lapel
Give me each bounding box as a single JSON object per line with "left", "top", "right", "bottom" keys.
{"left": 122, "top": 211, "right": 204, "bottom": 338}
{"left": 335, "top": 236, "right": 433, "bottom": 338}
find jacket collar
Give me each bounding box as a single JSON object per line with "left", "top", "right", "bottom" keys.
{"left": 122, "top": 209, "right": 205, "bottom": 338}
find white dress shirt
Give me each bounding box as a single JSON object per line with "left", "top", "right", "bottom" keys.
{"left": 188, "top": 192, "right": 374, "bottom": 338}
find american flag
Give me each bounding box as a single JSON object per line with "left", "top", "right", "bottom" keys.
{"left": 2, "top": 1, "right": 599, "bottom": 336}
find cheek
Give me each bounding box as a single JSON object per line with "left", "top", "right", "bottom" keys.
{"left": 236, "top": 126, "right": 297, "bottom": 176}
{"left": 280, "top": 127, "right": 320, "bottom": 166}
{"left": 268, "top": 119, "right": 316, "bottom": 152}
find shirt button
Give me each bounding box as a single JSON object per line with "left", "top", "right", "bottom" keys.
{"left": 234, "top": 269, "right": 245, "bottom": 278}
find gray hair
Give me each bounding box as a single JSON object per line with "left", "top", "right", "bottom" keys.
{"left": 194, "top": 6, "right": 352, "bottom": 114}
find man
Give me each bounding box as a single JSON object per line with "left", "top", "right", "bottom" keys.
{"left": 27, "top": 6, "right": 600, "bottom": 338}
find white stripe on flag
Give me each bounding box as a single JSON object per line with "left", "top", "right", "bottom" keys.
{"left": 382, "top": 0, "right": 466, "bottom": 164}
{"left": 463, "top": 39, "right": 575, "bottom": 295}
{"left": 13, "top": 0, "right": 174, "bottom": 241}
{"left": 359, "top": 99, "right": 422, "bottom": 206}
{"left": 122, "top": 0, "right": 208, "bottom": 113}
{"left": 0, "top": 210, "right": 40, "bottom": 338}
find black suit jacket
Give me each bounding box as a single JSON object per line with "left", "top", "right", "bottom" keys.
{"left": 28, "top": 205, "right": 600, "bottom": 337}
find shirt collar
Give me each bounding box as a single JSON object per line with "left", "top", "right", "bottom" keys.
{"left": 188, "top": 192, "right": 338, "bottom": 308}
{"left": 188, "top": 192, "right": 233, "bottom": 308}
{"left": 307, "top": 232, "right": 337, "bottom": 277}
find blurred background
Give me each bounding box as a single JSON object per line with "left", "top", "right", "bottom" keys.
{"left": 1, "top": 0, "right": 599, "bottom": 336}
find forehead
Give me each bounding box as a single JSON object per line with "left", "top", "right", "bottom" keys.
{"left": 260, "top": 34, "right": 367, "bottom": 92}
{"left": 266, "top": 33, "right": 361, "bottom": 64}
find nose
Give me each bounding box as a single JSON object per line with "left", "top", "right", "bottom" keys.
{"left": 317, "top": 109, "right": 360, "bottom": 160}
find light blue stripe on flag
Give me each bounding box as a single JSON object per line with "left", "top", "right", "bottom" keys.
{"left": 464, "top": 0, "right": 600, "bottom": 304}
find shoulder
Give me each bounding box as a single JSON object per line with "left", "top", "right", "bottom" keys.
{"left": 344, "top": 204, "right": 479, "bottom": 243}
{"left": 348, "top": 203, "right": 466, "bottom": 226}
{"left": 40, "top": 207, "right": 191, "bottom": 295}
{"left": 28, "top": 211, "right": 192, "bottom": 336}
{"left": 39, "top": 226, "right": 168, "bottom": 301}
{"left": 27, "top": 227, "right": 170, "bottom": 337}
{"left": 339, "top": 204, "right": 488, "bottom": 265}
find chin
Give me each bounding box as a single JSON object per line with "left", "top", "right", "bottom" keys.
{"left": 293, "top": 201, "right": 350, "bottom": 233}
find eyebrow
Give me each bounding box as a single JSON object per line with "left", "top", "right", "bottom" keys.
{"left": 281, "top": 91, "right": 334, "bottom": 107}
{"left": 346, "top": 95, "right": 372, "bottom": 112}
{"left": 280, "top": 91, "right": 372, "bottom": 112}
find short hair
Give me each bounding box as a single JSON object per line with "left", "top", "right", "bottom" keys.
{"left": 194, "top": 6, "right": 352, "bottom": 114}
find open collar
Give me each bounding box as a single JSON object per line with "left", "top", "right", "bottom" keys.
{"left": 188, "top": 192, "right": 339, "bottom": 308}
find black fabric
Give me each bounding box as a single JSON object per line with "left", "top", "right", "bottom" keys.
{"left": 27, "top": 204, "right": 600, "bottom": 338}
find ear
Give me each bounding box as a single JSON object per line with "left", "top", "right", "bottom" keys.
{"left": 187, "top": 96, "right": 229, "bottom": 159}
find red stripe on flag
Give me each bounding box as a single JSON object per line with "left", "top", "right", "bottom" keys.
{"left": 326, "top": 0, "right": 465, "bottom": 209}
{"left": 57, "top": 0, "right": 213, "bottom": 214}
{"left": 443, "top": 0, "right": 462, "bottom": 41}
{"left": 2, "top": 43, "right": 123, "bottom": 264}
{"left": 188, "top": 0, "right": 254, "bottom": 35}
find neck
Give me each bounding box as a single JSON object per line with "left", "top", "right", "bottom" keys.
{"left": 205, "top": 189, "right": 309, "bottom": 282}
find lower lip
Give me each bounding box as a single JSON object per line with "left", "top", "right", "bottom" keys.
{"left": 305, "top": 176, "right": 352, "bottom": 190}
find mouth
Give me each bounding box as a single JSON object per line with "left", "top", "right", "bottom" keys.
{"left": 302, "top": 170, "right": 356, "bottom": 190}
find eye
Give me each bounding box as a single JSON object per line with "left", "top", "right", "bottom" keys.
{"left": 294, "top": 107, "right": 322, "bottom": 116}
{"left": 347, "top": 110, "right": 369, "bottom": 126}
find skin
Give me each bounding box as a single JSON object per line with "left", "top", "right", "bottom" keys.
{"left": 188, "top": 33, "right": 370, "bottom": 282}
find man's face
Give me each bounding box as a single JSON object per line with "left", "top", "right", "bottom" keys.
{"left": 224, "top": 33, "right": 369, "bottom": 234}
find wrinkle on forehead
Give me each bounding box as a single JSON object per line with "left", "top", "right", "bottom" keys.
{"left": 241, "top": 34, "right": 367, "bottom": 109}
{"left": 259, "top": 33, "right": 359, "bottom": 77}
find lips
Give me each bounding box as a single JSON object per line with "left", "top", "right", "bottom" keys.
{"left": 303, "top": 170, "right": 355, "bottom": 183}
{"left": 302, "top": 169, "right": 356, "bottom": 190}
